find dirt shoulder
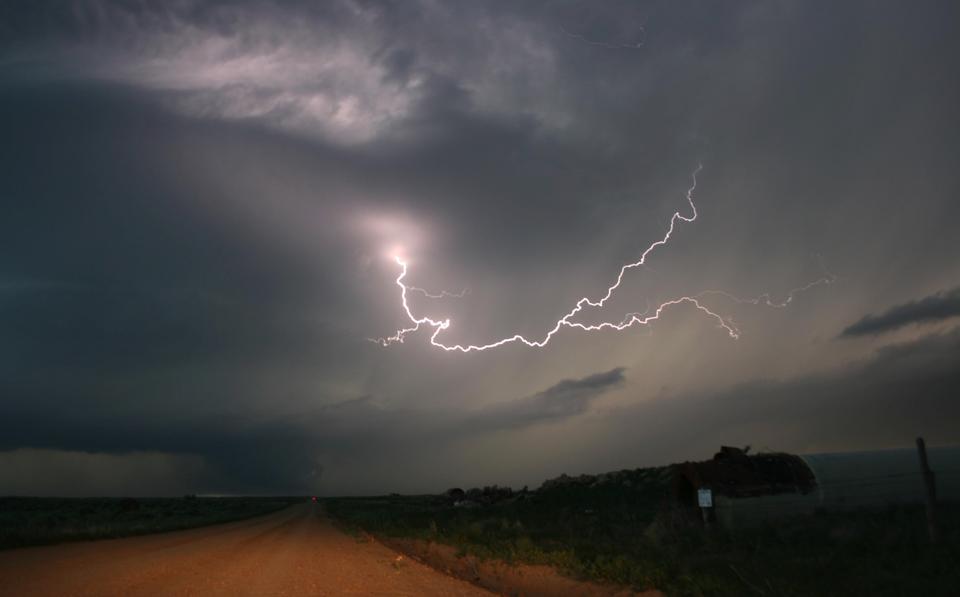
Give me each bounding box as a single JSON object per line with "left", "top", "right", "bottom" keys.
{"left": 377, "top": 535, "right": 663, "bottom": 597}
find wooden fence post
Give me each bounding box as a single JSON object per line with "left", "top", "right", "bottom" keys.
{"left": 916, "top": 437, "right": 938, "bottom": 544}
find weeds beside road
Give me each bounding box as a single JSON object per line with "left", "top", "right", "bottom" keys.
{"left": 325, "top": 468, "right": 960, "bottom": 596}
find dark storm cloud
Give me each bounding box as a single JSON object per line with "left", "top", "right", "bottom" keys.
{"left": 840, "top": 286, "right": 960, "bottom": 338}
{"left": 0, "top": 0, "right": 753, "bottom": 268}
{"left": 2, "top": 0, "right": 959, "bottom": 495}
{"left": 296, "top": 368, "right": 627, "bottom": 453}
{"left": 0, "top": 384, "right": 336, "bottom": 494}
{"left": 0, "top": 81, "right": 364, "bottom": 393}
{"left": 4, "top": 0, "right": 958, "bottom": 271}
{"left": 11, "top": 321, "right": 958, "bottom": 494}
{"left": 471, "top": 367, "right": 625, "bottom": 431}
{"left": 0, "top": 367, "right": 624, "bottom": 494}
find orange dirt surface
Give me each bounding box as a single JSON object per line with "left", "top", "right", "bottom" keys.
{"left": 0, "top": 502, "right": 490, "bottom": 596}
{"left": 380, "top": 537, "right": 662, "bottom": 597}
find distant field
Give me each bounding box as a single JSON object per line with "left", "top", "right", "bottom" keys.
{"left": 0, "top": 496, "right": 303, "bottom": 550}
{"left": 324, "top": 468, "right": 960, "bottom": 596}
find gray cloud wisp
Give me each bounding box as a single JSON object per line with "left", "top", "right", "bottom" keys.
{"left": 470, "top": 367, "right": 626, "bottom": 431}
{"left": 841, "top": 286, "right": 960, "bottom": 337}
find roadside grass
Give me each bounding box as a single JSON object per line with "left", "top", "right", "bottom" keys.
{"left": 0, "top": 496, "right": 302, "bottom": 550}
{"left": 324, "top": 469, "right": 960, "bottom": 596}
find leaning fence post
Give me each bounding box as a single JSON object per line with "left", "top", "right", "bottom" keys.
{"left": 916, "top": 437, "right": 938, "bottom": 544}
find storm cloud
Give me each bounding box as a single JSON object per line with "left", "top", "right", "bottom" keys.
{"left": 2, "top": 1, "right": 959, "bottom": 495}
{"left": 841, "top": 286, "right": 960, "bottom": 338}
{"left": 0, "top": 366, "right": 626, "bottom": 495}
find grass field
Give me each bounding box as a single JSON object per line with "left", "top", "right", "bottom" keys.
{"left": 324, "top": 468, "right": 960, "bottom": 596}
{"left": 0, "top": 495, "right": 303, "bottom": 550}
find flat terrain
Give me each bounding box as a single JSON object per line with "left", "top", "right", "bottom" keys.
{"left": 0, "top": 496, "right": 301, "bottom": 550}
{"left": 0, "top": 502, "right": 490, "bottom": 596}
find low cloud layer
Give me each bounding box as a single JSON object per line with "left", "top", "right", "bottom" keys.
{"left": 841, "top": 286, "right": 960, "bottom": 337}
{"left": 0, "top": 367, "right": 625, "bottom": 495}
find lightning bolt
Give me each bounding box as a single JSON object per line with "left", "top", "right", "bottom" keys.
{"left": 697, "top": 257, "right": 837, "bottom": 308}
{"left": 697, "top": 277, "right": 836, "bottom": 309}
{"left": 407, "top": 286, "right": 469, "bottom": 300}
{"left": 373, "top": 164, "right": 797, "bottom": 352}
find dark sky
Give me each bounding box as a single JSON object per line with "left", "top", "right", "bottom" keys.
{"left": 2, "top": 0, "right": 959, "bottom": 496}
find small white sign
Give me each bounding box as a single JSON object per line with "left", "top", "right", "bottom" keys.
{"left": 697, "top": 488, "right": 713, "bottom": 508}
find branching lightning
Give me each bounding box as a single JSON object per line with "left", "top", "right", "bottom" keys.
{"left": 696, "top": 256, "right": 837, "bottom": 308}
{"left": 407, "top": 286, "right": 469, "bottom": 300}
{"left": 697, "top": 277, "right": 836, "bottom": 309}
{"left": 373, "top": 165, "right": 833, "bottom": 353}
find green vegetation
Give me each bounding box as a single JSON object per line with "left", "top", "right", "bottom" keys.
{"left": 324, "top": 468, "right": 960, "bottom": 596}
{"left": 0, "top": 496, "right": 302, "bottom": 550}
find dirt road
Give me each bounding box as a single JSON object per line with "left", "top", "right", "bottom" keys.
{"left": 0, "top": 502, "right": 491, "bottom": 596}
